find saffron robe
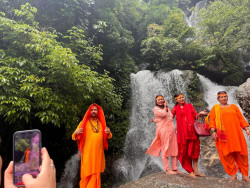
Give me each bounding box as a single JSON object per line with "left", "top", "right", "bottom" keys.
{"left": 146, "top": 106, "right": 178, "bottom": 157}
{"left": 72, "top": 120, "right": 112, "bottom": 188}
{"left": 209, "top": 104, "right": 249, "bottom": 175}
{"left": 172, "top": 103, "right": 200, "bottom": 173}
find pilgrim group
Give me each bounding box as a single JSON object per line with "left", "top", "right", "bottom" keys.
{"left": 71, "top": 91, "right": 250, "bottom": 188}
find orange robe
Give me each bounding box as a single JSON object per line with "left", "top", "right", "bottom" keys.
{"left": 72, "top": 120, "right": 112, "bottom": 188}
{"left": 209, "top": 104, "right": 249, "bottom": 175}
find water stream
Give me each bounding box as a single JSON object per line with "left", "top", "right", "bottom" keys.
{"left": 186, "top": 0, "right": 208, "bottom": 27}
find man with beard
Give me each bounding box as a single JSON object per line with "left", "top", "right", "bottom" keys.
{"left": 72, "top": 104, "right": 112, "bottom": 188}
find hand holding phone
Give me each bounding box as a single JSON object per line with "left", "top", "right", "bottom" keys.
{"left": 5, "top": 147, "right": 56, "bottom": 188}
{"left": 13, "top": 129, "right": 42, "bottom": 186}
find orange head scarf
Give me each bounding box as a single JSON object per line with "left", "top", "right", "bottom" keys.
{"left": 76, "top": 103, "right": 108, "bottom": 156}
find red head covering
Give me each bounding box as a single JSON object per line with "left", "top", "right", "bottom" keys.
{"left": 76, "top": 103, "right": 108, "bottom": 156}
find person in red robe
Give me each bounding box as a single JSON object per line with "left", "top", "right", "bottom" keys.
{"left": 171, "top": 93, "right": 207, "bottom": 178}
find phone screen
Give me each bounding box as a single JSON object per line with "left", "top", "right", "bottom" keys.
{"left": 13, "top": 129, "right": 41, "bottom": 186}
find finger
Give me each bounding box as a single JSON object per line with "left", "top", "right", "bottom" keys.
{"left": 41, "top": 147, "right": 51, "bottom": 171}
{"left": 4, "top": 161, "right": 16, "bottom": 188}
{"left": 22, "top": 174, "right": 35, "bottom": 187}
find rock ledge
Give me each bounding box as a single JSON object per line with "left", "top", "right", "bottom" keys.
{"left": 119, "top": 172, "right": 250, "bottom": 188}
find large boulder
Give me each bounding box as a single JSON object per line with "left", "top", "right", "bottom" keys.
{"left": 119, "top": 172, "right": 250, "bottom": 188}
{"left": 235, "top": 78, "right": 250, "bottom": 122}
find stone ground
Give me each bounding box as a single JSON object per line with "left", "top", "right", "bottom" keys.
{"left": 119, "top": 172, "right": 250, "bottom": 188}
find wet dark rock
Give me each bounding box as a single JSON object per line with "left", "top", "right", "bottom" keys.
{"left": 236, "top": 78, "right": 250, "bottom": 122}
{"left": 139, "top": 157, "right": 162, "bottom": 179}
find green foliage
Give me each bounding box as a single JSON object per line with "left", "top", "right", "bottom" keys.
{"left": 15, "top": 138, "right": 29, "bottom": 151}
{"left": 196, "top": 0, "right": 250, "bottom": 84}
{"left": 141, "top": 35, "right": 183, "bottom": 70}
{"left": 63, "top": 26, "right": 103, "bottom": 69}
{"left": 163, "top": 9, "right": 194, "bottom": 41}
{"left": 186, "top": 71, "right": 207, "bottom": 110}
{"left": 96, "top": 10, "right": 135, "bottom": 57}
{"left": 146, "top": 24, "right": 164, "bottom": 38}
{"left": 137, "top": 3, "right": 171, "bottom": 38}
{"left": 141, "top": 36, "right": 164, "bottom": 68}
{"left": 14, "top": 3, "right": 38, "bottom": 27}
{"left": 149, "top": 0, "right": 179, "bottom": 8}
{"left": 107, "top": 110, "right": 130, "bottom": 157}
{"left": 0, "top": 5, "right": 122, "bottom": 133}
{"left": 198, "top": 0, "right": 250, "bottom": 52}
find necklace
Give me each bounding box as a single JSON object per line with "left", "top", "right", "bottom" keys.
{"left": 89, "top": 119, "right": 99, "bottom": 133}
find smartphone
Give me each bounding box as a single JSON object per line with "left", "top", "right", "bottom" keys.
{"left": 13, "top": 129, "right": 42, "bottom": 186}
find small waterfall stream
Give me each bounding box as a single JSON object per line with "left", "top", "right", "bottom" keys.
{"left": 57, "top": 153, "right": 80, "bottom": 188}
{"left": 186, "top": 0, "right": 208, "bottom": 27}
{"left": 113, "top": 70, "right": 248, "bottom": 187}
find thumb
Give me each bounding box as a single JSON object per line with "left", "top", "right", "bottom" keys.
{"left": 22, "top": 174, "right": 35, "bottom": 187}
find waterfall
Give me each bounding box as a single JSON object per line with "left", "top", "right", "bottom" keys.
{"left": 113, "top": 70, "right": 191, "bottom": 186}
{"left": 198, "top": 75, "right": 239, "bottom": 110}
{"left": 57, "top": 153, "right": 80, "bottom": 188}
{"left": 186, "top": 0, "right": 208, "bottom": 27}
{"left": 238, "top": 48, "right": 250, "bottom": 71}
{"left": 113, "top": 69, "right": 248, "bottom": 187}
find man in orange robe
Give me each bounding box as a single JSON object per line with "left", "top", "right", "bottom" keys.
{"left": 72, "top": 104, "right": 112, "bottom": 188}
{"left": 209, "top": 91, "right": 250, "bottom": 181}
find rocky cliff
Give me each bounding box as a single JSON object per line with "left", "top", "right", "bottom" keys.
{"left": 119, "top": 172, "right": 250, "bottom": 188}
{"left": 236, "top": 78, "right": 250, "bottom": 122}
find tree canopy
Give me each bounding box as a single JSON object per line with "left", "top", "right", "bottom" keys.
{"left": 0, "top": 4, "right": 122, "bottom": 132}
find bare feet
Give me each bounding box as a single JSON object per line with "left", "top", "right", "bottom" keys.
{"left": 166, "top": 170, "right": 177, "bottom": 175}
{"left": 194, "top": 170, "right": 206, "bottom": 177}
{"left": 173, "top": 170, "right": 184, "bottom": 174}
{"left": 242, "top": 175, "right": 250, "bottom": 182}
{"left": 229, "top": 174, "right": 237, "bottom": 181}
{"left": 189, "top": 172, "right": 196, "bottom": 178}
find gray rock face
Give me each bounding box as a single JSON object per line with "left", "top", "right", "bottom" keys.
{"left": 199, "top": 137, "right": 225, "bottom": 177}
{"left": 236, "top": 78, "right": 250, "bottom": 122}
{"left": 119, "top": 172, "right": 250, "bottom": 188}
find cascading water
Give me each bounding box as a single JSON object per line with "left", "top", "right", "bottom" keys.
{"left": 57, "top": 153, "right": 80, "bottom": 188}
{"left": 186, "top": 0, "right": 208, "bottom": 27}
{"left": 238, "top": 48, "right": 250, "bottom": 71}
{"left": 113, "top": 70, "right": 189, "bottom": 187}
{"left": 113, "top": 69, "right": 249, "bottom": 187}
